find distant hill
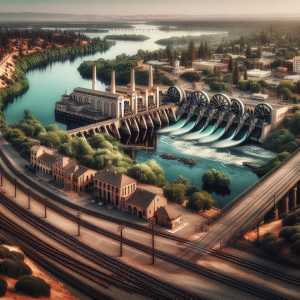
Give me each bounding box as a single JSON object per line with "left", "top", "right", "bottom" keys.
{"left": 0, "top": 12, "right": 300, "bottom": 22}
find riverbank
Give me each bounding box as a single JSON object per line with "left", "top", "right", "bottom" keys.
{"left": 0, "top": 39, "right": 115, "bottom": 110}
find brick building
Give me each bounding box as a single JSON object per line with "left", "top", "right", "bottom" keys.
{"left": 284, "top": 60, "right": 293, "bottom": 72}
{"left": 155, "top": 206, "right": 181, "bottom": 229}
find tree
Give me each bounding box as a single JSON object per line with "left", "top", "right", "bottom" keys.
{"left": 166, "top": 45, "right": 172, "bottom": 63}
{"left": 216, "top": 43, "right": 224, "bottom": 54}
{"left": 188, "top": 40, "right": 196, "bottom": 63}
{"left": 202, "top": 169, "right": 231, "bottom": 187}
{"left": 246, "top": 44, "right": 252, "bottom": 60}
{"left": 174, "top": 175, "right": 189, "bottom": 186}
{"left": 204, "top": 41, "right": 208, "bottom": 59}
{"left": 198, "top": 42, "right": 205, "bottom": 60}
{"left": 233, "top": 60, "right": 240, "bottom": 87}
{"left": 186, "top": 191, "right": 216, "bottom": 211}
{"left": 250, "top": 82, "right": 262, "bottom": 93}
{"left": 228, "top": 56, "right": 234, "bottom": 74}
{"left": 18, "top": 47, "right": 24, "bottom": 58}
{"left": 240, "top": 36, "right": 245, "bottom": 52}
{"left": 163, "top": 183, "right": 186, "bottom": 204}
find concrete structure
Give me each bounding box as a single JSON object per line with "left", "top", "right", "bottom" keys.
{"left": 148, "top": 65, "right": 153, "bottom": 90}
{"left": 251, "top": 61, "right": 270, "bottom": 70}
{"left": 284, "top": 75, "right": 300, "bottom": 83}
{"left": 111, "top": 70, "right": 115, "bottom": 94}
{"left": 247, "top": 69, "right": 271, "bottom": 78}
{"left": 192, "top": 61, "right": 227, "bottom": 71}
{"left": 196, "top": 150, "right": 300, "bottom": 249}
{"left": 252, "top": 93, "right": 268, "bottom": 101}
{"left": 293, "top": 56, "right": 300, "bottom": 73}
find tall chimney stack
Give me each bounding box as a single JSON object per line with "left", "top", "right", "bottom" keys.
{"left": 92, "top": 65, "right": 97, "bottom": 90}
{"left": 148, "top": 65, "right": 153, "bottom": 91}
{"left": 131, "top": 68, "right": 135, "bottom": 92}
{"left": 111, "top": 70, "right": 116, "bottom": 94}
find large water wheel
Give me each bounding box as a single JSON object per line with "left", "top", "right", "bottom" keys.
{"left": 209, "top": 94, "right": 231, "bottom": 113}
{"left": 190, "top": 91, "right": 210, "bottom": 109}
{"left": 254, "top": 103, "right": 273, "bottom": 123}
{"left": 231, "top": 98, "right": 245, "bottom": 117}
{"left": 164, "top": 86, "right": 184, "bottom": 103}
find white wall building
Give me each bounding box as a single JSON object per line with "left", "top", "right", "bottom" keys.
{"left": 293, "top": 56, "right": 300, "bottom": 73}
{"left": 284, "top": 75, "right": 300, "bottom": 83}
{"left": 247, "top": 69, "right": 271, "bottom": 78}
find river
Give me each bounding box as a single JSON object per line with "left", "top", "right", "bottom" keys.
{"left": 3, "top": 24, "right": 275, "bottom": 207}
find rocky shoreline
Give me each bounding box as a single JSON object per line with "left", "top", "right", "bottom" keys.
{"left": 159, "top": 153, "right": 196, "bottom": 165}
{"left": 242, "top": 162, "right": 259, "bottom": 172}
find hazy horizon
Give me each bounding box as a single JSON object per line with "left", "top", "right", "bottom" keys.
{"left": 1, "top": 0, "right": 300, "bottom": 16}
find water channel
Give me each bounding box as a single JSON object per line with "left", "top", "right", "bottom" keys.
{"left": 3, "top": 24, "right": 275, "bottom": 207}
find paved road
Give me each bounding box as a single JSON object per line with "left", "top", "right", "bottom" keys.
{"left": 196, "top": 152, "right": 300, "bottom": 249}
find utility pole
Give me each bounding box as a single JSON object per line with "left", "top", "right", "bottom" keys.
{"left": 14, "top": 178, "right": 17, "bottom": 197}
{"left": 118, "top": 224, "right": 125, "bottom": 256}
{"left": 148, "top": 217, "right": 156, "bottom": 264}
{"left": 44, "top": 199, "right": 47, "bottom": 218}
{"left": 28, "top": 190, "right": 31, "bottom": 209}
{"left": 76, "top": 211, "right": 81, "bottom": 236}
{"left": 257, "top": 220, "right": 260, "bottom": 248}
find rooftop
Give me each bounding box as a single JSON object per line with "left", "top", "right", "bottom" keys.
{"left": 73, "top": 87, "right": 122, "bottom": 99}
{"left": 38, "top": 152, "right": 61, "bottom": 164}
{"left": 126, "top": 188, "right": 157, "bottom": 210}
{"left": 155, "top": 206, "right": 181, "bottom": 220}
{"left": 94, "top": 170, "right": 136, "bottom": 187}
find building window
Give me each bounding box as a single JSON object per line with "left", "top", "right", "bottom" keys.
{"left": 143, "top": 211, "right": 145, "bottom": 216}
{"left": 86, "top": 176, "right": 89, "bottom": 181}
{"left": 157, "top": 198, "right": 159, "bottom": 202}
{"left": 128, "top": 186, "right": 129, "bottom": 194}
{"left": 104, "top": 183, "right": 106, "bottom": 188}
{"left": 122, "top": 188, "right": 124, "bottom": 195}
{"left": 99, "top": 182, "right": 102, "bottom": 187}
{"left": 116, "top": 188, "right": 118, "bottom": 193}
{"left": 149, "top": 210, "right": 151, "bottom": 214}
{"left": 125, "top": 188, "right": 126, "bottom": 196}
{"left": 108, "top": 185, "right": 110, "bottom": 190}
{"left": 133, "top": 184, "right": 135, "bottom": 191}
{"left": 131, "top": 185, "right": 132, "bottom": 193}
{"left": 95, "top": 180, "right": 98, "bottom": 185}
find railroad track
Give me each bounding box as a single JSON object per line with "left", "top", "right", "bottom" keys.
{"left": 0, "top": 193, "right": 203, "bottom": 300}
{"left": 1, "top": 148, "right": 299, "bottom": 290}
{"left": 0, "top": 214, "right": 184, "bottom": 300}
{"left": 0, "top": 191, "right": 294, "bottom": 300}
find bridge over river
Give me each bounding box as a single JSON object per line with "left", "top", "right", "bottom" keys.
{"left": 196, "top": 149, "right": 300, "bottom": 250}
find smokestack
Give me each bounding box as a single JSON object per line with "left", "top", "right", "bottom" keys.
{"left": 92, "top": 65, "right": 97, "bottom": 90}
{"left": 148, "top": 65, "right": 153, "bottom": 90}
{"left": 111, "top": 70, "right": 115, "bottom": 94}
{"left": 131, "top": 68, "right": 135, "bottom": 92}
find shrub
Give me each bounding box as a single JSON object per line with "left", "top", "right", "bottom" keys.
{"left": 163, "top": 183, "right": 186, "bottom": 204}
{"left": 293, "top": 95, "right": 299, "bottom": 104}
{"left": 279, "top": 212, "right": 288, "bottom": 219}
{"left": 262, "top": 129, "right": 295, "bottom": 153}
{"left": 174, "top": 175, "right": 189, "bottom": 186}
{"left": 185, "top": 185, "right": 199, "bottom": 196}
{"left": 292, "top": 106, "right": 300, "bottom": 113}
{"left": 291, "top": 240, "right": 300, "bottom": 254}
{"left": 261, "top": 232, "right": 277, "bottom": 246}
{"left": 202, "top": 169, "right": 231, "bottom": 187}
{"left": 186, "top": 191, "right": 217, "bottom": 211}
{"left": 0, "top": 259, "right": 32, "bottom": 279}
{"left": 282, "top": 210, "right": 300, "bottom": 226}
{"left": 180, "top": 72, "right": 201, "bottom": 82}
{"left": 0, "top": 234, "right": 8, "bottom": 245}
{"left": 0, "top": 278, "right": 7, "bottom": 297}
{"left": 250, "top": 82, "right": 261, "bottom": 93}
{"left": 263, "top": 241, "right": 280, "bottom": 255}
{"left": 290, "top": 233, "right": 300, "bottom": 242}
{"left": 279, "top": 226, "right": 300, "bottom": 241}
{"left": 15, "top": 276, "right": 51, "bottom": 298}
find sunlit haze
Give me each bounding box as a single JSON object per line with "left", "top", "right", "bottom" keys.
{"left": 1, "top": 0, "right": 299, "bottom": 15}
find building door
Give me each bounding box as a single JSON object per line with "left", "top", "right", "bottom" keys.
{"left": 133, "top": 207, "right": 137, "bottom": 216}
{"left": 138, "top": 211, "right": 143, "bottom": 219}
{"left": 108, "top": 192, "right": 111, "bottom": 202}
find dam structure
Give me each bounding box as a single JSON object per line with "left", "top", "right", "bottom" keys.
{"left": 56, "top": 65, "right": 288, "bottom": 146}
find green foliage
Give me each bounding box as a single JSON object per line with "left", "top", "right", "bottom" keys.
{"left": 180, "top": 72, "right": 201, "bottom": 82}
{"left": 105, "top": 34, "right": 149, "bottom": 41}
{"left": 154, "top": 33, "right": 227, "bottom": 46}
{"left": 78, "top": 56, "right": 176, "bottom": 86}
{"left": 127, "top": 160, "right": 167, "bottom": 187}
{"left": 186, "top": 191, "right": 217, "bottom": 211}
{"left": 238, "top": 79, "right": 254, "bottom": 91}
{"left": 279, "top": 226, "right": 300, "bottom": 241}
{"left": 292, "top": 106, "right": 300, "bottom": 113}
{"left": 0, "top": 259, "right": 32, "bottom": 279}
{"left": 277, "top": 80, "right": 296, "bottom": 95}
{"left": 282, "top": 209, "right": 300, "bottom": 226}
{"left": 185, "top": 185, "right": 199, "bottom": 196}
{"left": 0, "top": 246, "right": 24, "bottom": 261}
{"left": 0, "top": 278, "right": 7, "bottom": 297}
{"left": 262, "top": 129, "right": 297, "bottom": 153}
{"left": 223, "top": 73, "right": 233, "bottom": 83}
{"left": 257, "top": 79, "right": 269, "bottom": 88}
{"left": 291, "top": 239, "right": 300, "bottom": 254}
{"left": 202, "top": 68, "right": 214, "bottom": 76}
{"left": 202, "top": 169, "right": 231, "bottom": 187}
{"left": 15, "top": 276, "right": 51, "bottom": 298}
{"left": 0, "top": 234, "right": 8, "bottom": 245}
{"left": 209, "top": 81, "right": 228, "bottom": 91}
{"left": 250, "top": 82, "right": 261, "bottom": 93}
{"left": 163, "top": 183, "right": 186, "bottom": 204}
{"left": 174, "top": 175, "right": 189, "bottom": 186}
{"left": 254, "top": 152, "right": 290, "bottom": 176}
{"left": 287, "top": 111, "right": 300, "bottom": 135}
{"left": 2, "top": 127, "right": 34, "bottom": 157}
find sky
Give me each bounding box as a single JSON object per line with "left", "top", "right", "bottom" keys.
{"left": 0, "top": 0, "right": 299, "bottom": 15}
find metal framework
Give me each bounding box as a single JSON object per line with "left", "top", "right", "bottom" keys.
{"left": 164, "top": 86, "right": 185, "bottom": 103}
{"left": 209, "top": 94, "right": 231, "bottom": 113}
{"left": 190, "top": 91, "right": 210, "bottom": 109}
{"left": 254, "top": 103, "right": 273, "bottom": 123}
{"left": 231, "top": 98, "right": 245, "bottom": 117}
